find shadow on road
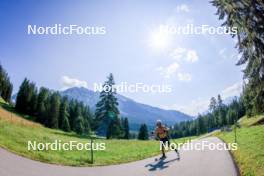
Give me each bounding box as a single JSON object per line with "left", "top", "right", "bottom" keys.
{"left": 145, "top": 158, "right": 179, "bottom": 171}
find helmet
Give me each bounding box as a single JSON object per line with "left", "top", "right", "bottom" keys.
{"left": 156, "top": 120, "right": 162, "bottom": 125}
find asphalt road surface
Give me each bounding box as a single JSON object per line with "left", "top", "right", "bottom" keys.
{"left": 0, "top": 137, "right": 238, "bottom": 176}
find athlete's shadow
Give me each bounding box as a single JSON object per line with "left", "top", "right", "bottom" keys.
{"left": 145, "top": 157, "right": 179, "bottom": 171}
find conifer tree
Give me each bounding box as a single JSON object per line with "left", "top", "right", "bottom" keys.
{"left": 212, "top": 0, "right": 264, "bottom": 114}
{"left": 36, "top": 87, "right": 49, "bottom": 123}
{"left": 95, "top": 73, "right": 121, "bottom": 138}
{"left": 59, "top": 97, "right": 70, "bottom": 131}
{"left": 0, "top": 64, "right": 13, "bottom": 103}
{"left": 28, "top": 82, "right": 38, "bottom": 116}
{"left": 138, "top": 124, "right": 149, "bottom": 140}
{"left": 46, "top": 92, "right": 60, "bottom": 128}
{"left": 123, "top": 117, "right": 130, "bottom": 139}
{"left": 15, "top": 78, "right": 30, "bottom": 113}
{"left": 61, "top": 113, "right": 71, "bottom": 132}
{"left": 73, "top": 106, "right": 84, "bottom": 134}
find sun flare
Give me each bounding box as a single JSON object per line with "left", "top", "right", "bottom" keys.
{"left": 148, "top": 29, "right": 170, "bottom": 51}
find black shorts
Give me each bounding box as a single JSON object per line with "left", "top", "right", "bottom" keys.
{"left": 160, "top": 137, "right": 170, "bottom": 144}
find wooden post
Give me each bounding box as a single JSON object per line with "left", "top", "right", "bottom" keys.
{"left": 234, "top": 123, "right": 237, "bottom": 143}
{"left": 90, "top": 136, "right": 94, "bottom": 164}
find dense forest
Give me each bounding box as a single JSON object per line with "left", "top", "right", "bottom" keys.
{"left": 171, "top": 95, "right": 245, "bottom": 138}
{"left": 15, "top": 78, "right": 94, "bottom": 134}
{"left": 0, "top": 69, "right": 130, "bottom": 138}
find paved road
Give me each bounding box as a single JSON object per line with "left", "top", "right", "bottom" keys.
{"left": 0, "top": 137, "right": 237, "bottom": 176}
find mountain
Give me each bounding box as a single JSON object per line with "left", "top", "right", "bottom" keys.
{"left": 61, "top": 87, "right": 194, "bottom": 130}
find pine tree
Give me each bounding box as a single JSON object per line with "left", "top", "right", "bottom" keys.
{"left": 217, "top": 95, "right": 227, "bottom": 126}
{"left": 15, "top": 78, "right": 30, "bottom": 113}
{"left": 212, "top": 0, "right": 264, "bottom": 114}
{"left": 73, "top": 106, "right": 84, "bottom": 134}
{"left": 83, "top": 118, "right": 91, "bottom": 134}
{"left": 106, "top": 117, "right": 122, "bottom": 139}
{"left": 196, "top": 114, "right": 206, "bottom": 135}
{"left": 68, "top": 100, "right": 77, "bottom": 130}
{"left": 15, "top": 78, "right": 38, "bottom": 115}
{"left": 94, "top": 73, "right": 121, "bottom": 138}
{"left": 123, "top": 118, "right": 130, "bottom": 139}
{"left": 36, "top": 87, "right": 49, "bottom": 123}
{"left": 209, "top": 97, "right": 217, "bottom": 112}
{"left": 59, "top": 97, "right": 70, "bottom": 131}
{"left": 61, "top": 113, "right": 71, "bottom": 132}
{"left": 28, "top": 82, "right": 38, "bottom": 116}
{"left": 138, "top": 124, "right": 149, "bottom": 140}
{"left": 74, "top": 116, "right": 84, "bottom": 135}
{"left": 0, "top": 64, "right": 13, "bottom": 103}
{"left": 46, "top": 92, "right": 60, "bottom": 128}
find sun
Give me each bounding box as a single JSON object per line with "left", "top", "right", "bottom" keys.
{"left": 148, "top": 29, "right": 170, "bottom": 51}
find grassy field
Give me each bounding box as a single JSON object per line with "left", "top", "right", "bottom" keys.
{"left": 0, "top": 105, "right": 191, "bottom": 166}
{"left": 238, "top": 115, "right": 264, "bottom": 127}
{"left": 216, "top": 115, "right": 264, "bottom": 176}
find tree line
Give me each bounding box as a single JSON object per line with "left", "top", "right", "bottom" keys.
{"left": 171, "top": 95, "right": 245, "bottom": 138}
{"left": 15, "top": 78, "right": 93, "bottom": 134}
{"left": 14, "top": 75, "right": 130, "bottom": 138}
{"left": 12, "top": 74, "right": 130, "bottom": 139}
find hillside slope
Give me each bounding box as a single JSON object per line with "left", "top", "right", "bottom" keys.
{"left": 216, "top": 115, "right": 264, "bottom": 176}
{"left": 0, "top": 105, "right": 162, "bottom": 166}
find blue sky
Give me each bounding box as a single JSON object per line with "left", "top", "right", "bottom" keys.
{"left": 0, "top": 0, "right": 243, "bottom": 116}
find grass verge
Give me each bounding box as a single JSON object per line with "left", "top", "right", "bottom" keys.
{"left": 238, "top": 115, "right": 264, "bottom": 127}
{"left": 0, "top": 106, "right": 191, "bottom": 166}
{"left": 216, "top": 117, "right": 264, "bottom": 176}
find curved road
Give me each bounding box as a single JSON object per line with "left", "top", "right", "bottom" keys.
{"left": 0, "top": 137, "right": 237, "bottom": 176}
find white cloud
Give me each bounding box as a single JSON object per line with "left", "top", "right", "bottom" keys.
{"left": 177, "top": 72, "right": 192, "bottom": 82}
{"left": 221, "top": 82, "right": 243, "bottom": 99}
{"left": 159, "top": 62, "right": 180, "bottom": 79}
{"left": 176, "top": 4, "right": 190, "bottom": 13}
{"left": 219, "top": 48, "right": 227, "bottom": 59}
{"left": 170, "top": 47, "right": 186, "bottom": 60}
{"left": 186, "top": 50, "right": 199, "bottom": 62}
{"left": 163, "top": 98, "right": 209, "bottom": 116}
{"left": 163, "top": 82, "right": 243, "bottom": 116}
{"left": 170, "top": 47, "right": 199, "bottom": 63}
{"left": 60, "top": 76, "right": 88, "bottom": 90}
{"left": 157, "top": 48, "right": 198, "bottom": 80}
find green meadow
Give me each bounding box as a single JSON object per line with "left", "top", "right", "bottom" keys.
{"left": 0, "top": 105, "right": 190, "bottom": 166}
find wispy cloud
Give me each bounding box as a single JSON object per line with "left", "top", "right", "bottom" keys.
{"left": 170, "top": 47, "right": 199, "bottom": 63}
{"left": 221, "top": 82, "right": 243, "bottom": 99}
{"left": 177, "top": 72, "right": 192, "bottom": 82}
{"left": 158, "top": 62, "right": 180, "bottom": 79}
{"left": 60, "top": 76, "right": 88, "bottom": 90}
{"left": 175, "top": 4, "right": 190, "bottom": 13}
{"left": 164, "top": 82, "right": 243, "bottom": 116}
{"left": 218, "top": 48, "right": 227, "bottom": 59}
{"left": 157, "top": 47, "right": 198, "bottom": 80}
{"left": 163, "top": 98, "right": 209, "bottom": 116}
